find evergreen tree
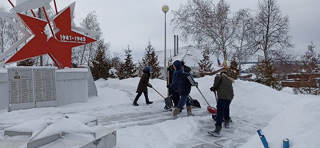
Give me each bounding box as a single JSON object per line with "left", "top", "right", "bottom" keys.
{"left": 139, "top": 41, "right": 161, "bottom": 79}
{"left": 293, "top": 42, "right": 320, "bottom": 95}
{"left": 198, "top": 47, "right": 213, "bottom": 77}
{"left": 109, "top": 55, "right": 121, "bottom": 78}
{"left": 301, "top": 42, "right": 319, "bottom": 73}
{"left": 254, "top": 59, "right": 281, "bottom": 90}
{"left": 90, "top": 40, "right": 109, "bottom": 80}
{"left": 227, "top": 58, "right": 240, "bottom": 79}
{"left": 117, "top": 46, "right": 136, "bottom": 80}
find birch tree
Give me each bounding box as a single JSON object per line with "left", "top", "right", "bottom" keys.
{"left": 74, "top": 11, "right": 101, "bottom": 66}
{"left": 231, "top": 9, "right": 257, "bottom": 69}
{"left": 171, "top": 0, "right": 239, "bottom": 60}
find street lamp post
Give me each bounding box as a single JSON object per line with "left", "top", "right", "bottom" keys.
{"left": 162, "top": 5, "right": 169, "bottom": 80}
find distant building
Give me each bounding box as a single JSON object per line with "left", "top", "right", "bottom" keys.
{"left": 281, "top": 72, "right": 320, "bottom": 88}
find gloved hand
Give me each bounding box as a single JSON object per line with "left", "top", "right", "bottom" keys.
{"left": 210, "top": 87, "right": 215, "bottom": 92}
{"left": 148, "top": 83, "right": 153, "bottom": 88}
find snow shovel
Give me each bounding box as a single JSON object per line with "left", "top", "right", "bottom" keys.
{"left": 196, "top": 86, "right": 217, "bottom": 114}
{"left": 152, "top": 87, "right": 173, "bottom": 110}
{"left": 188, "top": 95, "right": 201, "bottom": 108}
{"left": 212, "top": 91, "right": 218, "bottom": 120}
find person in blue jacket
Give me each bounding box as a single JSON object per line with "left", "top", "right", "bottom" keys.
{"left": 172, "top": 66, "right": 198, "bottom": 117}
{"left": 167, "top": 60, "right": 183, "bottom": 108}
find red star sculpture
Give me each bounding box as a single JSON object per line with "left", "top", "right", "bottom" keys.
{"left": 6, "top": 7, "right": 96, "bottom": 69}
{"left": 6, "top": 13, "right": 48, "bottom": 63}
{"left": 48, "top": 7, "right": 96, "bottom": 68}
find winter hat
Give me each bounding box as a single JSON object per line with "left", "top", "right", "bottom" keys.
{"left": 173, "top": 60, "right": 182, "bottom": 70}
{"left": 220, "top": 71, "right": 227, "bottom": 75}
{"left": 184, "top": 66, "right": 191, "bottom": 73}
{"left": 146, "top": 66, "right": 152, "bottom": 72}
{"left": 181, "top": 61, "right": 185, "bottom": 67}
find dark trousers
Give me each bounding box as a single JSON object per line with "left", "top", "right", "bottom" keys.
{"left": 215, "top": 99, "right": 232, "bottom": 127}
{"left": 176, "top": 95, "right": 191, "bottom": 109}
{"left": 134, "top": 92, "right": 149, "bottom": 103}
{"left": 171, "top": 90, "right": 180, "bottom": 107}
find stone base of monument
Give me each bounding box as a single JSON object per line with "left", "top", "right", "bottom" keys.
{"left": 0, "top": 67, "right": 98, "bottom": 111}
{"left": 0, "top": 115, "right": 116, "bottom": 148}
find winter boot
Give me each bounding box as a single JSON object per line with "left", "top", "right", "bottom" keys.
{"left": 172, "top": 107, "right": 181, "bottom": 118}
{"left": 224, "top": 119, "right": 230, "bottom": 129}
{"left": 146, "top": 101, "right": 153, "bottom": 105}
{"left": 145, "top": 98, "right": 153, "bottom": 105}
{"left": 179, "top": 107, "right": 183, "bottom": 113}
{"left": 186, "top": 106, "right": 194, "bottom": 116}
{"left": 208, "top": 126, "right": 222, "bottom": 137}
{"left": 133, "top": 102, "right": 139, "bottom": 106}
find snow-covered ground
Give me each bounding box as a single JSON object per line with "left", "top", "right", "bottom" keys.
{"left": 0, "top": 76, "right": 319, "bottom": 147}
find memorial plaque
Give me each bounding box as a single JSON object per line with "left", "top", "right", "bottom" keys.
{"left": 33, "top": 69, "right": 56, "bottom": 102}
{"left": 8, "top": 68, "right": 33, "bottom": 104}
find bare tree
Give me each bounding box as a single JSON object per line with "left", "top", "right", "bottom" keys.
{"left": 171, "top": 0, "right": 238, "bottom": 60}
{"left": 231, "top": 9, "right": 257, "bottom": 69}
{"left": 254, "top": 0, "right": 293, "bottom": 61}
{"left": 0, "top": 6, "right": 24, "bottom": 62}
{"left": 75, "top": 11, "right": 101, "bottom": 66}
{"left": 0, "top": 6, "right": 8, "bottom": 53}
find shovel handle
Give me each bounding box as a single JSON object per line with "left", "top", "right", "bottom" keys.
{"left": 152, "top": 87, "right": 165, "bottom": 99}
{"left": 196, "top": 86, "right": 211, "bottom": 107}
{"left": 213, "top": 91, "right": 218, "bottom": 102}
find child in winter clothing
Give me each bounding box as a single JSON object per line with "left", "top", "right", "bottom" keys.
{"left": 208, "top": 70, "right": 235, "bottom": 137}
{"left": 172, "top": 66, "right": 198, "bottom": 118}
{"left": 133, "top": 66, "right": 153, "bottom": 106}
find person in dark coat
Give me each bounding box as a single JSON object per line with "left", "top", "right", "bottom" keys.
{"left": 168, "top": 60, "right": 183, "bottom": 107}
{"left": 172, "top": 66, "right": 198, "bottom": 117}
{"left": 208, "top": 70, "right": 235, "bottom": 137}
{"left": 167, "top": 64, "right": 175, "bottom": 96}
{"left": 133, "top": 66, "right": 153, "bottom": 106}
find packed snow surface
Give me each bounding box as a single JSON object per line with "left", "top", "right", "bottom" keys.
{"left": 0, "top": 76, "right": 319, "bottom": 147}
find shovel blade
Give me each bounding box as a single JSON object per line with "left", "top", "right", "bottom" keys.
{"left": 207, "top": 106, "right": 217, "bottom": 114}
{"left": 164, "top": 96, "right": 173, "bottom": 108}
{"left": 190, "top": 98, "right": 201, "bottom": 108}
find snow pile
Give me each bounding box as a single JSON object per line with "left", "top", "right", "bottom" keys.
{"left": 118, "top": 117, "right": 198, "bottom": 148}
{"left": 242, "top": 93, "right": 320, "bottom": 148}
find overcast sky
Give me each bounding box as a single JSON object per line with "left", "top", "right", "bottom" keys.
{"left": 1, "top": 0, "right": 320, "bottom": 58}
